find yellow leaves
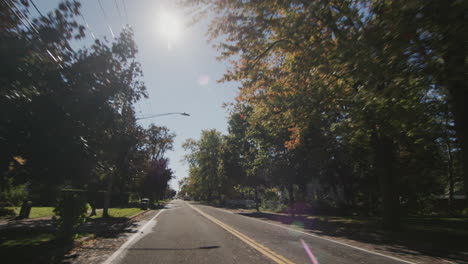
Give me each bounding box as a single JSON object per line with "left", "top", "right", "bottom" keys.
{"left": 13, "top": 156, "right": 26, "bottom": 165}
{"left": 8, "top": 156, "right": 27, "bottom": 172}
{"left": 285, "top": 125, "right": 301, "bottom": 150}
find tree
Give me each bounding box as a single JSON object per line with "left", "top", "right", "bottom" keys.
{"left": 183, "top": 130, "right": 224, "bottom": 203}
{"left": 143, "top": 158, "right": 174, "bottom": 204}
{"left": 143, "top": 125, "right": 176, "bottom": 161}
{"left": 182, "top": 0, "right": 454, "bottom": 229}
{"left": 0, "top": 1, "right": 148, "bottom": 219}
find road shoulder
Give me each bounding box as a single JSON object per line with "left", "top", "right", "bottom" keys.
{"left": 66, "top": 209, "right": 161, "bottom": 264}
{"left": 197, "top": 204, "right": 467, "bottom": 264}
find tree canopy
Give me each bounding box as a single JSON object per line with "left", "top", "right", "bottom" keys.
{"left": 0, "top": 1, "right": 175, "bottom": 215}
{"left": 180, "top": 0, "right": 467, "bottom": 229}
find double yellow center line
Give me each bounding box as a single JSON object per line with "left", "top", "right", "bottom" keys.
{"left": 186, "top": 202, "right": 295, "bottom": 264}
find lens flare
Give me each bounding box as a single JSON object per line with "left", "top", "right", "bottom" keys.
{"left": 157, "top": 10, "right": 183, "bottom": 48}
{"left": 301, "top": 239, "right": 320, "bottom": 264}
{"left": 198, "top": 74, "right": 210, "bottom": 86}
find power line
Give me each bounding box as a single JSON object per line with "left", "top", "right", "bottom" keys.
{"left": 97, "top": 0, "right": 115, "bottom": 38}
{"left": 121, "top": 0, "right": 129, "bottom": 25}
{"left": 30, "top": 0, "right": 45, "bottom": 18}
{"left": 6, "top": 0, "right": 62, "bottom": 67}
{"left": 6, "top": 0, "right": 39, "bottom": 34}
{"left": 80, "top": 13, "right": 96, "bottom": 40}
{"left": 136, "top": 112, "right": 190, "bottom": 120}
{"left": 114, "top": 0, "right": 123, "bottom": 26}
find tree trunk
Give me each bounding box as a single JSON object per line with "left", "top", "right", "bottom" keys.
{"left": 288, "top": 183, "right": 295, "bottom": 217}
{"left": 90, "top": 206, "right": 97, "bottom": 217}
{"left": 444, "top": 0, "right": 468, "bottom": 207}
{"left": 446, "top": 137, "right": 455, "bottom": 211}
{"left": 443, "top": 106, "right": 456, "bottom": 212}
{"left": 207, "top": 189, "right": 212, "bottom": 204}
{"left": 448, "top": 75, "right": 468, "bottom": 207}
{"left": 102, "top": 173, "right": 114, "bottom": 218}
{"left": 374, "top": 134, "right": 399, "bottom": 230}
{"left": 254, "top": 186, "right": 260, "bottom": 212}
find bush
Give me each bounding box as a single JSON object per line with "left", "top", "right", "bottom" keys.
{"left": 0, "top": 182, "right": 26, "bottom": 207}
{"left": 0, "top": 207, "right": 16, "bottom": 217}
{"left": 53, "top": 190, "right": 88, "bottom": 243}
{"left": 461, "top": 207, "right": 468, "bottom": 217}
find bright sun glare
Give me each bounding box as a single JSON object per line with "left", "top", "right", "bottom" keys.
{"left": 158, "top": 11, "right": 183, "bottom": 48}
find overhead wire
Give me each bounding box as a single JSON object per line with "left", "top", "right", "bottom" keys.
{"left": 97, "top": 0, "right": 115, "bottom": 38}
{"left": 114, "top": 0, "right": 124, "bottom": 28}
{"left": 29, "top": 0, "right": 45, "bottom": 19}
{"left": 5, "top": 0, "right": 62, "bottom": 67}
{"left": 80, "top": 13, "right": 96, "bottom": 40}
{"left": 6, "top": 0, "right": 39, "bottom": 34}
{"left": 121, "top": 0, "right": 129, "bottom": 25}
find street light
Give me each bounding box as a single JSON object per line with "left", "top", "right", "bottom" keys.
{"left": 136, "top": 112, "right": 190, "bottom": 120}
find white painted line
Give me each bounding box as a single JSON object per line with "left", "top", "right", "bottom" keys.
{"left": 102, "top": 209, "right": 166, "bottom": 264}
{"left": 203, "top": 205, "right": 417, "bottom": 264}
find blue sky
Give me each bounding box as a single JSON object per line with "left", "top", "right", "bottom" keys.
{"left": 37, "top": 0, "right": 238, "bottom": 190}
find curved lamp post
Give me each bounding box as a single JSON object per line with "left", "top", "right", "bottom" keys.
{"left": 136, "top": 112, "right": 190, "bottom": 120}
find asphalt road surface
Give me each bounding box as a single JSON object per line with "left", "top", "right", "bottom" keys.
{"left": 110, "top": 200, "right": 412, "bottom": 264}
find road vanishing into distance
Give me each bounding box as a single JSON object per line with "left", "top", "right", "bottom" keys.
{"left": 107, "top": 200, "right": 413, "bottom": 264}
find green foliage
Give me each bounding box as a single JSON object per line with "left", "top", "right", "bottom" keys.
{"left": 180, "top": 0, "right": 467, "bottom": 227}
{"left": 0, "top": 207, "right": 16, "bottom": 218}
{"left": 0, "top": 181, "right": 26, "bottom": 207}
{"left": 462, "top": 208, "right": 468, "bottom": 217}
{"left": 183, "top": 130, "right": 225, "bottom": 202}
{"left": 0, "top": 0, "right": 181, "bottom": 220}
{"left": 53, "top": 191, "right": 88, "bottom": 243}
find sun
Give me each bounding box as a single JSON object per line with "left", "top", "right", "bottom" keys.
{"left": 157, "top": 10, "right": 183, "bottom": 48}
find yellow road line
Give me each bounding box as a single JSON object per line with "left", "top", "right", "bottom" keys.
{"left": 186, "top": 202, "right": 295, "bottom": 264}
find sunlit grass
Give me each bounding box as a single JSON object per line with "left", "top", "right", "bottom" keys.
{"left": 239, "top": 207, "right": 468, "bottom": 236}
{"left": 90, "top": 208, "right": 143, "bottom": 218}
{"left": 6, "top": 207, "right": 55, "bottom": 219}
{"left": 0, "top": 232, "right": 54, "bottom": 247}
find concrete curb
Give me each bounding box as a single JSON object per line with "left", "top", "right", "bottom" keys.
{"left": 128, "top": 210, "right": 150, "bottom": 220}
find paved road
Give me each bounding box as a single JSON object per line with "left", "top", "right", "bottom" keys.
{"left": 111, "top": 200, "right": 411, "bottom": 264}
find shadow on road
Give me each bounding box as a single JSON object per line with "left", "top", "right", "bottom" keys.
{"left": 79, "top": 217, "right": 139, "bottom": 238}
{"left": 238, "top": 211, "right": 468, "bottom": 264}
{"left": 127, "top": 246, "right": 221, "bottom": 251}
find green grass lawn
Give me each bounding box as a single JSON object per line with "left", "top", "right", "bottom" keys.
{"left": 0, "top": 228, "right": 60, "bottom": 263}
{"left": 241, "top": 207, "right": 468, "bottom": 238}
{"left": 90, "top": 207, "right": 143, "bottom": 218}
{"left": 5, "top": 207, "right": 55, "bottom": 219}
{"left": 2, "top": 207, "right": 144, "bottom": 219}
{"left": 0, "top": 231, "right": 54, "bottom": 247}
{"left": 0, "top": 207, "right": 144, "bottom": 263}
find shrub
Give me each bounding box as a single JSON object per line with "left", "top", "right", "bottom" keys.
{"left": 0, "top": 207, "right": 16, "bottom": 217}
{"left": 53, "top": 190, "right": 88, "bottom": 243}
{"left": 0, "top": 182, "right": 26, "bottom": 207}
{"left": 461, "top": 207, "right": 468, "bottom": 217}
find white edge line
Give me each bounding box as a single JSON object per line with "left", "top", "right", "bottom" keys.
{"left": 102, "top": 209, "right": 166, "bottom": 264}
{"left": 202, "top": 205, "right": 418, "bottom": 264}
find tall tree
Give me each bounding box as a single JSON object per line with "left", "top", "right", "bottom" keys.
{"left": 182, "top": 0, "right": 451, "bottom": 229}
{"left": 183, "top": 129, "right": 224, "bottom": 203}
{"left": 0, "top": 1, "right": 147, "bottom": 214}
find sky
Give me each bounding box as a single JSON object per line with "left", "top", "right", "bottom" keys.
{"left": 36, "top": 0, "right": 238, "bottom": 191}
